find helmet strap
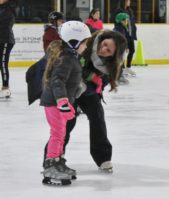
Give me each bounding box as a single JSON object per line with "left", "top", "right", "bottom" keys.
{"left": 67, "top": 40, "right": 81, "bottom": 49}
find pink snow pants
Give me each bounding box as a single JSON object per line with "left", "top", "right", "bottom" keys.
{"left": 44, "top": 106, "right": 67, "bottom": 159}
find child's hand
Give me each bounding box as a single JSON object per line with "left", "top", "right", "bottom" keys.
{"left": 57, "top": 98, "right": 75, "bottom": 120}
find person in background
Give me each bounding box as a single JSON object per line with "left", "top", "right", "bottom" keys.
{"left": 114, "top": 13, "right": 130, "bottom": 43}
{"left": 113, "top": 12, "right": 130, "bottom": 85}
{"left": 43, "top": 11, "right": 64, "bottom": 52}
{"left": 40, "top": 21, "right": 91, "bottom": 186}
{"left": 85, "top": 8, "right": 103, "bottom": 32}
{"left": 115, "top": 0, "right": 137, "bottom": 76}
{"left": 0, "top": 0, "right": 18, "bottom": 98}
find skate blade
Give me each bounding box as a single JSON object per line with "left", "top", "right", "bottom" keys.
{"left": 119, "top": 82, "right": 129, "bottom": 85}
{"left": 0, "top": 94, "right": 11, "bottom": 100}
{"left": 42, "top": 177, "right": 71, "bottom": 186}
{"left": 0, "top": 94, "right": 11, "bottom": 99}
{"left": 99, "top": 168, "right": 113, "bottom": 173}
{"left": 71, "top": 175, "right": 77, "bottom": 180}
{"left": 129, "top": 74, "right": 136, "bottom": 77}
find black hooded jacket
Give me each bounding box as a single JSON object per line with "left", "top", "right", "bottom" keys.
{"left": 114, "top": 8, "right": 137, "bottom": 41}
{"left": 0, "top": 0, "right": 17, "bottom": 44}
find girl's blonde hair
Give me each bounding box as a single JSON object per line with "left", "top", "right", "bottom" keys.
{"left": 44, "top": 40, "right": 63, "bottom": 82}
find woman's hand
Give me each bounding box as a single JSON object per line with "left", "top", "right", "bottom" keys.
{"left": 91, "top": 73, "right": 103, "bottom": 94}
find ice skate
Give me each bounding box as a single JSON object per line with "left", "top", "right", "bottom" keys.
{"left": 118, "top": 74, "right": 129, "bottom": 85}
{"left": 99, "top": 161, "right": 113, "bottom": 173}
{"left": 0, "top": 88, "right": 11, "bottom": 99}
{"left": 124, "top": 67, "right": 136, "bottom": 77}
{"left": 60, "top": 156, "right": 77, "bottom": 180}
{"left": 42, "top": 157, "right": 72, "bottom": 186}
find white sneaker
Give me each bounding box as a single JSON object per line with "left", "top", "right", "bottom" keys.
{"left": 124, "top": 68, "right": 136, "bottom": 76}
{"left": 100, "top": 161, "right": 113, "bottom": 173}
{"left": 0, "top": 88, "right": 11, "bottom": 98}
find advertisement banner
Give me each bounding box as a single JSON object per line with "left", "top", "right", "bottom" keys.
{"left": 10, "top": 24, "right": 44, "bottom": 67}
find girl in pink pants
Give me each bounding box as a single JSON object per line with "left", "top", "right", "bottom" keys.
{"left": 40, "top": 21, "right": 91, "bottom": 185}
{"left": 45, "top": 106, "right": 68, "bottom": 159}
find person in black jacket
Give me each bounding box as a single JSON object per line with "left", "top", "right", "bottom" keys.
{"left": 114, "top": 12, "right": 130, "bottom": 39}
{"left": 43, "top": 30, "right": 127, "bottom": 175}
{"left": 113, "top": 12, "right": 130, "bottom": 85}
{"left": 114, "top": 0, "right": 137, "bottom": 76}
{"left": 40, "top": 21, "right": 91, "bottom": 186}
{"left": 64, "top": 30, "right": 127, "bottom": 173}
{"left": 0, "top": 0, "right": 18, "bottom": 98}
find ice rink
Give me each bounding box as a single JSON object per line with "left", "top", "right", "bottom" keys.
{"left": 0, "top": 66, "right": 169, "bottom": 199}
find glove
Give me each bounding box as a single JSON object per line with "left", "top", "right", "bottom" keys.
{"left": 57, "top": 98, "right": 75, "bottom": 120}
{"left": 91, "top": 73, "right": 103, "bottom": 94}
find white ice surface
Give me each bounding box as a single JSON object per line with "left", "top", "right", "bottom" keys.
{"left": 0, "top": 66, "right": 169, "bottom": 199}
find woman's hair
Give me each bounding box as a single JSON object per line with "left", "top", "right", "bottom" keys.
{"left": 89, "top": 8, "right": 100, "bottom": 19}
{"left": 43, "top": 40, "right": 63, "bottom": 82}
{"left": 83, "top": 30, "right": 127, "bottom": 91}
{"left": 118, "top": 0, "right": 133, "bottom": 17}
{"left": 118, "top": 0, "right": 126, "bottom": 9}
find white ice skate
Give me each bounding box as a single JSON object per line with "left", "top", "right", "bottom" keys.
{"left": 99, "top": 161, "right": 113, "bottom": 173}
{"left": 118, "top": 74, "right": 129, "bottom": 85}
{"left": 0, "top": 88, "right": 11, "bottom": 99}
{"left": 124, "top": 68, "right": 136, "bottom": 77}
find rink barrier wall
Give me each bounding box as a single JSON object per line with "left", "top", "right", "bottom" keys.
{"left": 9, "top": 61, "right": 36, "bottom": 67}
{"left": 9, "top": 23, "right": 169, "bottom": 67}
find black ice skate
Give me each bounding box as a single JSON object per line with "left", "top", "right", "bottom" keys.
{"left": 60, "top": 156, "right": 77, "bottom": 180}
{"left": 42, "top": 157, "right": 72, "bottom": 186}
{"left": 99, "top": 161, "right": 113, "bottom": 173}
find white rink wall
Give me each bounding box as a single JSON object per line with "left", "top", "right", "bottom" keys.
{"left": 10, "top": 24, "right": 169, "bottom": 67}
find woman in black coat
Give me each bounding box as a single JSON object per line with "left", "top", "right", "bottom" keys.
{"left": 65, "top": 30, "right": 127, "bottom": 173}
{"left": 0, "top": 0, "right": 18, "bottom": 98}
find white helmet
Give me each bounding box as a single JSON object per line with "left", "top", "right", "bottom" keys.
{"left": 59, "top": 20, "right": 91, "bottom": 49}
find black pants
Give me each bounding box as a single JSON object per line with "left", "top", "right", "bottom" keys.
{"left": 43, "top": 94, "right": 112, "bottom": 167}
{"left": 0, "top": 43, "right": 14, "bottom": 87}
{"left": 127, "top": 39, "right": 135, "bottom": 68}
{"left": 77, "top": 94, "right": 112, "bottom": 166}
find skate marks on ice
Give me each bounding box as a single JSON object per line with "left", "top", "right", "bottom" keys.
{"left": 68, "top": 163, "right": 169, "bottom": 190}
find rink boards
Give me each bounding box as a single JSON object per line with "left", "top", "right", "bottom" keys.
{"left": 9, "top": 23, "right": 169, "bottom": 67}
